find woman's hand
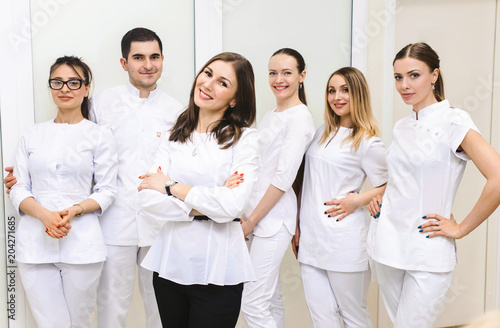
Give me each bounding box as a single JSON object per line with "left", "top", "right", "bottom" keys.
{"left": 4, "top": 166, "right": 16, "bottom": 195}
{"left": 324, "top": 193, "right": 361, "bottom": 222}
{"left": 419, "top": 213, "right": 465, "bottom": 239}
{"left": 224, "top": 171, "right": 244, "bottom": 189}
{"left": 40, "top": 209, "right": 71, "bottom": 239}
{"left": 240, "top": 216, "right": 255, "bottom": 241}
{"left": 138, "top": 167, "right": 170, "bottom": 193}
{"left": 368, "top": 195, "right": 383, "bottom": 218}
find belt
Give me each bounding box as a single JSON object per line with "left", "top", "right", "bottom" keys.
{"left": 193, "top": 215, "right": 240, "bottom": 222}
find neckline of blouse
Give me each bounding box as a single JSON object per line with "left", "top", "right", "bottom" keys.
{"left": 412, "top": 99, "right": 449, "bottom": 121}
{"left": 273, "top": 103, "right": 307, "bottom": 114}
{"left": 51, "top": 118, "right": 87, "bottom": 126}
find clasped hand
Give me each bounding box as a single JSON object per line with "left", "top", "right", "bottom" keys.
{"left": 43, "top": 208, "right": 73, "bottom": 239}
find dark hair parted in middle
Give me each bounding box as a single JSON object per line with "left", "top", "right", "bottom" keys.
{"left": 121, "top": 27, "right": 163, "bottom": 59}
{"left": 271, "top": 48, "right": 307, "bottom": 105}
{"left": 169, "top": 52, "right": 256, "bottom": 149}
{"left": 49, "top": 55, "right": 93, "bottom": 119}
{"left": 393, "top": 42, "right": 445, "bottom": 102}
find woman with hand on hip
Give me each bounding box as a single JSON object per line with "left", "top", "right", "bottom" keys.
{"left": 367, "top": 42, "right": 500, "bottom": 328}
{"left": 241, "top": 48, "right": 315, "bottom": 328}
{"left": 137, "top": 52, "right": 259, "bottom": 328}
{"left": 9, "top": 56, "right": 117, "bottom": 328}
{"left": 296, "top": 67, "right": 387, "bottom": 328}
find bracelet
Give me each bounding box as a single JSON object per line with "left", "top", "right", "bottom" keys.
{"left": 73, "top": 204, "right": 84, "bottom": 217}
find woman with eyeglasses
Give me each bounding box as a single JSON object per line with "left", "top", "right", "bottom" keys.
{"left": 9, "top": 56, "right": 117, "bottom": 328}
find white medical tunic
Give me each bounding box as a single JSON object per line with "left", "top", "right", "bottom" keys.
{"left": 140, "top": 129, "right": 260, "bottom": 286}
{"left": 247, "top": 104, "right": 315, "bottom": 238}
{"left": 90, "top": 82, "right": 184, "bottom": 246}
{"left": 10, "top": 119, "right": 117, "bottom": 264}
{"left": 368, "top": 100, "right": 479, "bottom": 272}
{"left": 298, "top": 125, "right": 387, "bottom": 272}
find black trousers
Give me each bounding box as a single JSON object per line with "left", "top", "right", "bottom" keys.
{"left": 153, "top": 272, "right": 244, "bottom": 328}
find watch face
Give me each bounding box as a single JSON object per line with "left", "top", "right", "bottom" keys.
{"left": 166, "top": 180, "right": 177, "bottom": 187}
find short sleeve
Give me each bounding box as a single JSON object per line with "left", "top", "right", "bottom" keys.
{"left": 271, "top": 109, "right": 315, "bottom": 191}
{"left": 448, "top": 108, "right": 480, "bottom": 161}
{"left": 360, "top": 137, "right": 388, "bottom": 188}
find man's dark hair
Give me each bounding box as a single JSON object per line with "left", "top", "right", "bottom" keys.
{"left": 121, "top": 27, "right": 163, "bottom": 59}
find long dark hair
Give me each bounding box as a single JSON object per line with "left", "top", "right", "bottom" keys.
{"left": 271, "top": 48, "right": 307, "bottom": 105}
{"left": 49, "top": 56, "right": 92, "bottom": 119}
{"left": 393, "top": 42, "right": 445, "bottom": 102}
{"left": 169, "top": 52, "right": 256, "bottom": 149}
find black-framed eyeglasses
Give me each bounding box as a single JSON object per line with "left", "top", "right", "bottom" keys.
{"left": 48, "top": 79, "right": 85, "bottom": 90}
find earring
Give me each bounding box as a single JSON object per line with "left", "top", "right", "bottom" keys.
{"left": 230, "top": 104, "right": 235, "bottom": 108}
{"left": 432, "top": 83, "right": 435, "bottom": 90}
{"left": 299, "top": 82, "right": 303, "bottom": 89}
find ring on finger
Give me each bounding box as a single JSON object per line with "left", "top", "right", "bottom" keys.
{"left": 435, "top": 220, "right": 439, "bottom": 226}
{"left": 334, "top": 205, "right": 340, "bottom": 210}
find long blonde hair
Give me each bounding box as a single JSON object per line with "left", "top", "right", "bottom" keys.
{"left": 319, "top": 67, "right": 379, "bottom": 151}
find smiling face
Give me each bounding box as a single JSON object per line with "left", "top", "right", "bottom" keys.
{"left": 393, "top": 56, "right": 439, "bottom": 112}
{"left": 120, "top": 40, "right": 163, "bottom": 94}
{"left": 50, "top": 64, "right": 90, "bottom": 112}
{"left": 327, "top": 74, "right": 352, "bottom": 127}
{"left": 194, "top": 60, "right": 237, "bottom": 114}
{"left": 268, "top": 53, "right": 305, "bottom": 104}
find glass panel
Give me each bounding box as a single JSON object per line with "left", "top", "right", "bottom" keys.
{"left": 222, "top": 0, "right": 352, "bottom": 124}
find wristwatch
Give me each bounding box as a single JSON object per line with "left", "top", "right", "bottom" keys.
{"left": 165, "top": 180, "right": 178, "bottom": 196}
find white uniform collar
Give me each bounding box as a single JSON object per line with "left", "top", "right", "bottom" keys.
{"left": 126, "top": 81, "right": 158, "bottom": 99}
{"left": 412, "top": 99, "right": 449, "bottom": 120}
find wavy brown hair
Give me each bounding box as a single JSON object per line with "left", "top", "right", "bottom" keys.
{"left": 319, "top": 67, "right": 379, "bottom": 151}
{"left": 393, "top": 42, "right": 445, "bottom": 102}
{"left": 169, "top": 52, "right": 256, "bottom": 149}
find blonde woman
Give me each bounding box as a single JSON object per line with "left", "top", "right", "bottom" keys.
{"left": 295, "top": 67, "right": 387, "bottom": 327}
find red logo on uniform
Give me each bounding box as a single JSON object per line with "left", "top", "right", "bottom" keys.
{"left": 157, "top": 132, "right": 161, "bottom": 138}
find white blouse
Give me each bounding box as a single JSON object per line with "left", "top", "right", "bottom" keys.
{"left": 90, "top": 82, "right": 184, "bottom": 246}
{"left": 247, "top": 104, "right": 315, "bottom": 238}
{"left": 10, "top": 119, "right": 118, "bottom": 264}
{"left": 298, "top": 125, "right": 387, "bottom": 272}
{"left": 368, "top": 100, "right": 479, "bottom": 272}
{"left": 139, "top": 129, "right": 260, "bottom": 286}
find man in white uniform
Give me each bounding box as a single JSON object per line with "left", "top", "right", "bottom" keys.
{"left": 4, "top": 27, "right": 184, "bottom": 328}
{"left": 90, "top": 28, "right": 184, "bottom": 328}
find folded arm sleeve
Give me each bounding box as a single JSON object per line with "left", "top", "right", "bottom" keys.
{"left": 138, "top": 134, "right": 193, "bottom": 222}
{"left": 184, "top": 129, "right": 261, "bottom": 223}
{"left": 88, "top": 128, "right": 118, "bottom": 215}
